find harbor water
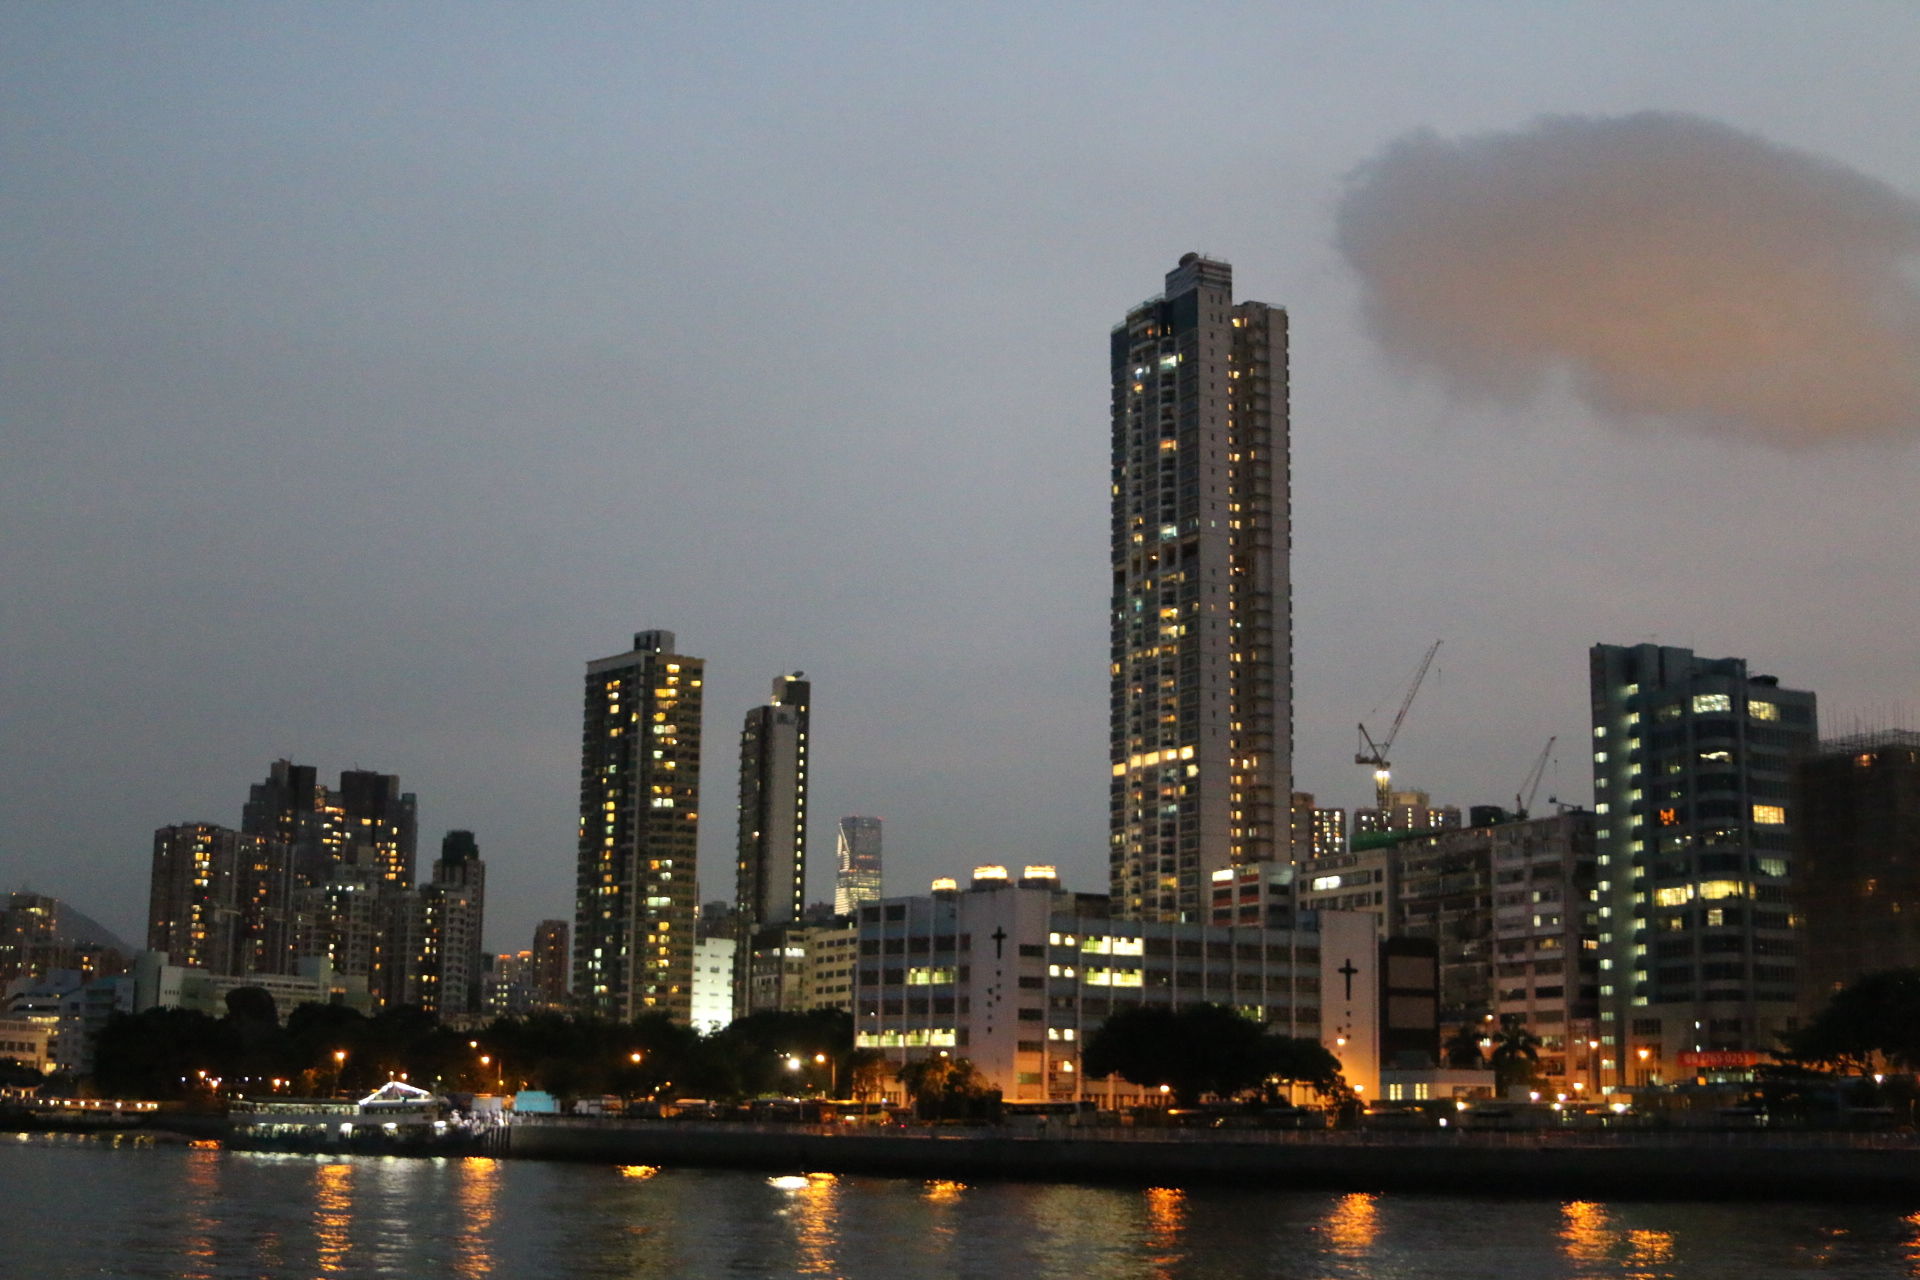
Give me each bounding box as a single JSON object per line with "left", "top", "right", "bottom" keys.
{"left": 6, "top": 1131, "right": 1920, "bottom": 1278}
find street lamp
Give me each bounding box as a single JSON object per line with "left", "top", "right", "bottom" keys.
{"left": 814, "top": 1052, "right": 838, "bottom": 1098}
{"left": 332, "top": 1049, "right": 348, "bottom": 1098}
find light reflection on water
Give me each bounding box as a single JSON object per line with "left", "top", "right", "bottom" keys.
{"left": 7, "top": 1133, "right": 1920, "bottom": 1279}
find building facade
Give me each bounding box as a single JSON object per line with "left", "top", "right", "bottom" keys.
{"left": 1590, "top": 643, "right": 1815, "bottom": 1083}
{"left": 1489, "top": 810, "right": 1600, "bottom": 1089}
{"left": 833, "top": 816, "right": 884, "bottom": 916}
{"left": 1110, "top": 254, "right": 1292, "bottom": 921}
{"left": 387, "top": 831, "right": 486, "bottom": 1017}
{"left": 690, "top": 936, "right": 735, "bottom": 1034}
{"left": 0, "top": 892, "right": 130, "bottom": 988}
{"left": 532, "top": 918, "right": 570, "bottom": 1011}
{"left": 147, "top": 823, "right": 296, "bottom": 977}
{"left": 574, "top": 630, "right": 703, "bottom": 1023}
{"left": 1794, "top": 730, "right": 1920, "bottom": 1011}
{"left": 1289, "top": 793, "right": 1348, "bottom": 862}
{"left": 734, "top": 674, "right": 810, "bottom": 1015}
{"left": 1352, "top": 790, "right": 1461, "bottom": 839}
{"left": 852, "top": 869, "right": 1383, "bottom": 1103}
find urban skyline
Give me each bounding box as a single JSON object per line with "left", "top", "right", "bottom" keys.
{"left": 4, "top": 7, "right": 1917, "bottom": 955}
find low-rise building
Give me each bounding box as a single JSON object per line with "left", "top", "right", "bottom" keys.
{"left": 852, "top": 866, "right": 1391, "bottom": 1104}
{"left": 0, "top": 1018, "right": 52, "bottom": 1073}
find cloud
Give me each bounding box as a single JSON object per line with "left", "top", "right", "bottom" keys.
{"left": 1336, "top": 112, "right": 1920, "bottom": 446}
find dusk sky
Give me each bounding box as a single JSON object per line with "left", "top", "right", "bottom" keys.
{"left": 5, "top": 4, "right": 1917, "bottom": 954}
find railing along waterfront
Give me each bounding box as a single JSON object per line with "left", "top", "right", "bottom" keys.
{"left": 510, "top": 1114, "right": 1920, "bottom": 1152}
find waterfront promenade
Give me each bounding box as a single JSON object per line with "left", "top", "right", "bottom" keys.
{"left": 506, "top": 1118, "right": 1920, "bottom": 1203}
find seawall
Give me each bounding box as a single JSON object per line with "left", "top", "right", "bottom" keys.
{"left": 507, "top": 1120, "right": 1920, "bottom": 1203}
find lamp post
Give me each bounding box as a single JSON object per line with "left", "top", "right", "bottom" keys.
{"left": 813, "top": 1052, "right": 838, "bottom": 1099}
{"left": 332, "top": 1049, "right": 348, "bottom": 1098}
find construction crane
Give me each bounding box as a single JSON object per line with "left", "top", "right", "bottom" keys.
{"left": 1514, "top": 736, "right": 1556, "bottom": 819}
{"left": 1355, "top": 640, "right": 1442, "bottom": 814}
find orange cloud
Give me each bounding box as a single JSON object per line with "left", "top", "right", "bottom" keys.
{"left": 1337, "top": 113, "right": 1920, "bottom": 446}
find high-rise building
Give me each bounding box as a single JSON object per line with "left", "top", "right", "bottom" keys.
{"left": 400, "top": 830, "right": 486, "bottom": 1017}
{"left": 833, "top": 816, "right": 883, "bottom": 915}
{"left": 243, "top": 759, "right": 329, "bottom": 889}
{"left": 735, "top": 674, "right": 810, "bottom": 940}
{"left": 532, "top": 918, "right": 569, "bottom": 1011}
{"left": 1109, "top": 253, "right": 1291, "bottom": 920}
{"left": 147, "top": 823, "right": 293, "bottom": 976}
{"left": 1590, "top": 644, "right": 1816, "bottom": 1083}
{"left": 0, "top": 893, "right": 131, "bottom": 987}
{"left": 1794, "top": 729, "right": 1920, "bottom": 1011}
{"left": 574, "top": 630, "right": 703, "bottom": 1023}
{"left": 1353, "top": 790, "right": 1462, "bottom": 838}
{"left": 336, "top": 769, "right": 419, "bottom": 888}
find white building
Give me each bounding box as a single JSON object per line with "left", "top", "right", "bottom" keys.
{"left": 853, "top": 868, "right": 1385, "bottom": 1104}
{"left": 690, "top": 936, "right": 734, "bottom": 1034}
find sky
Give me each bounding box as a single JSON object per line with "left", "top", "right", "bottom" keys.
{"left": 5, "top": 3, "right": 1918, "bottom": 955}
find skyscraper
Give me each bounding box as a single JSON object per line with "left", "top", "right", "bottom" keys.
{"left": 574, "top": 630, "right": 703, "bottom": 1022}
{"left": 242, "top": 759, "right": 328, "bottom": 889}
{"left": 336, "top": 769, "right": 419, "bottom": 888}
{"left": 834, "top": 816, "right": 883, "bottom": 915}
{"left": 413, "top": 829, "right": 486, "bottom": 1016}
{"left": 735, "top": 674, "right": 811, "bottom": 938}
{"left": 148, "top": 823, "right": 293, "bottom": 976}
{"left": 1589, "top": 643, "right": 1815, "bottom": 1082}
{"left": 1110, "top": 253, "right": 1291, "bottom": 920}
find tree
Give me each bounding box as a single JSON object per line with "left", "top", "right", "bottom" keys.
{"left": 1442, "top": 1024, "right": 1487, "bottom": 1070}
{"left": 1261, "top": 1035, "right": 1346, "bottom": 1100}
{"left": 92, "top": 1007, "right": 232, "bottom": 1099}
{"left": 1783, "top": 968, "right": 1920, "bottom": 1073}
{"left": 1489, "top": 1019, "right": 1542, "bottom": 1094}
{"left": 896, "top": 1055, "right": 997, "bottom": 1121}
{"left": 1083, "top": 1004, "right": 1270, "bottom": 1107}
{"left": 845, "top": 1048, "right": 891, "bottom": 1103}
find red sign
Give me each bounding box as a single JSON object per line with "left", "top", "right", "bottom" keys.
{"left": 1676, "top": 1051, "right": 1764, "bottom": 1069}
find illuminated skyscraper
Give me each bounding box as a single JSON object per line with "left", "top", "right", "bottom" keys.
{"left": 1110, "top": 254, "right": 1292, "bottom": 920}
{"left": 833, "top": 816, "right": 883, "bottom": 915}
{"left": 574, "top": 630, "right": 703, "bottom": 1022}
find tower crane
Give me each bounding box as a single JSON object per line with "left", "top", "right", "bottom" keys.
{"left": 1514, "top": 736, "right": 1556, "bottom": 820}
{"left": 1355, "top": 640, "right": 1442, "bottom": 815}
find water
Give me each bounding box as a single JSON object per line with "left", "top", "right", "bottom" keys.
{"left": 7, "top": 1132, "right": 1920, "bottom": 1279}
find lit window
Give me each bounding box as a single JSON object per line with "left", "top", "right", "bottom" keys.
{"left": 1693, "top": 694, "right": 1732, "bottom": 713}
{"left": 1750, "top": 701, "right": 1779, "bottom": 722}
{"left": 1752, "top": 805, "right": 1786, "bottom": 825}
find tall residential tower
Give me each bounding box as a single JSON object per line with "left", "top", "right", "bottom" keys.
{"left": 735, "top": 674, "right": 811, "bottom": 937}
{"left": 1110, "top": 253, "right": 1291, "bottom": 920}
{"left": 574, "top": 630, "right": 703, "bottom": 1022}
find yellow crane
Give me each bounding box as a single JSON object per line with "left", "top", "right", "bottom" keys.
{"left": 1355, "top": 640, "right": 1442, "bottom": 814}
